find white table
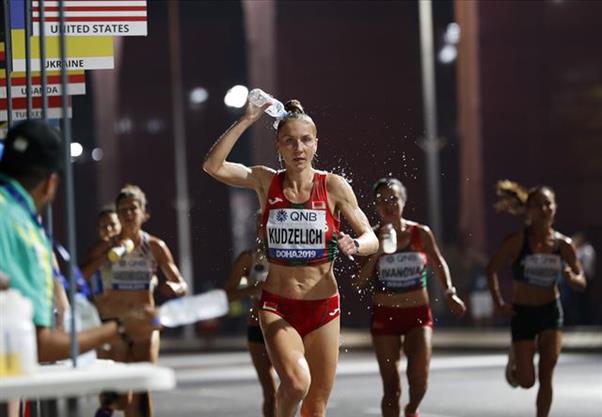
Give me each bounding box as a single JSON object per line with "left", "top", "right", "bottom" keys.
{"left": 0, "top": 359, "right": 175, "bottom": 401}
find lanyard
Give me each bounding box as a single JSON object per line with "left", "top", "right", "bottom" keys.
{"left": 1, "top": 179, "right": 90, "bottom": 296}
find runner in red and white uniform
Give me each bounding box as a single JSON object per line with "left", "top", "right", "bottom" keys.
{"left": 204, "top": 98, "right": 378, "bottom": 417}
{"left": 354, "top": 177, "right": 466, "bottom": 417}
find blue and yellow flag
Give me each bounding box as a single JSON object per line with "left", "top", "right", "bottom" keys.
{"left": 10, "top": 0, "right": 114, "bottom": 71}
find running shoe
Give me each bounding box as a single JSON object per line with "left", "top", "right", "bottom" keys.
{"left": 94, "top": 407, "right": 113, "bottom": 417}
{"left": 505, "top": 348, "right": 518, "bottom": 388}
{"left": 404, "top": 405, "right": 420, "bottom": 417}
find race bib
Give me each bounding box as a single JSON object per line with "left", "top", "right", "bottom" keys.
{"left": 378, "top": 252, "right": 427, "bottom": 290}
{"left": 111, "top": 257, "right": 153, "bottom": 290}
{"left": 266, "top": 208, "right": 327, "bottom": 261}
{"left": 522, "top": 254, "right": 562, "bottom": 287}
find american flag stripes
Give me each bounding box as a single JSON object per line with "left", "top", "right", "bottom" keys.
{"left": 32, "top": 0, "right": 147, "bottom": 36}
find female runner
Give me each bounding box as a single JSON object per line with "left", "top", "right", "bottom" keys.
{"left": 204, "top": 98, "right": 378, "bottom": 417}
{"left": 354, "top": 177, "right": 466, "bottom": 417}
{"left": 487, "top": 181, "right": 586, "bottom": 417}
{"left": 81, "top": 185, "right": 188, "bottom": 417}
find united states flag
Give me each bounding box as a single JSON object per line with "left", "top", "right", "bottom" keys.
{"left": 32, "top": 0, "right": 147, "bottom": 37}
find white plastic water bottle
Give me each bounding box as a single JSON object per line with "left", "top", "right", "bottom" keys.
{"left": 381, "top": 224, "right": 398, "bottom": 254}
{"left": 63, "top": 293, "right": 101, "bottom": 366}
{"left": 108, "top": 239, "right": 135, "bottom": 263}
{"left": 63, "top": 293, "right": 102, "bottom": 331}
{"left": 157, "top": 289, "right": 229, "bottom": 327}
{"left": 0, "top": 288, "right": 38, "bottom": 376}
{"left": 248, "top": 88, "right": 287, "bottom": 119}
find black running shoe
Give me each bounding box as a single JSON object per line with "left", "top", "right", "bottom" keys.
{"left": 94, "top": 407, "right": 113, "bottom": 417}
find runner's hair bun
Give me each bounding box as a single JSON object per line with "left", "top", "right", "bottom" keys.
{"left": 284, "top": 99, "right": 305, "bottom": 115}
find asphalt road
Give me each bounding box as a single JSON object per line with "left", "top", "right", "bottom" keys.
{"left": 80, "top": 350, "right": 601, "bottom": 417}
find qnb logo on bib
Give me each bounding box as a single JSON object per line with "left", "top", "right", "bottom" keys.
{"left": 267, "top": 208, "right": 327, "bottom": 260}
{"left": 378, "top": 252, "right": 427, "bottom": 289}
{"left": 523, "top": 254, "right": 562, "bottom": 287}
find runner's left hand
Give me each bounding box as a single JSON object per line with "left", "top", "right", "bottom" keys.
{"left": 337, "top": 232, "right": 358, "bottom": 257}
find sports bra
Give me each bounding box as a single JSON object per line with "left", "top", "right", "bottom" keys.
{"left": 97, "top": 232, "right": 158, "bottom": 291}
{"left": 261, "top": 171, "right": 340, "bottom": 266}
{"left": 512, "top": 228, "right": 563, "bottom": 288}
{"left": 375, "top": 225, "right": 428, "bottom": 294}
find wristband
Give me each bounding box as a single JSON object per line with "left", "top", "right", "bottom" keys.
{"left": 353, "top": 239, "right": 360, "bottom": 254}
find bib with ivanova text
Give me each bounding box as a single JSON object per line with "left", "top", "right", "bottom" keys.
{"left": 377, "top": 252, "right": 427, "bottom": 293}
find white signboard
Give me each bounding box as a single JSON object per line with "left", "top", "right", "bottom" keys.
{"left": 32, "top": 0, "right": 148, "bottom": 37}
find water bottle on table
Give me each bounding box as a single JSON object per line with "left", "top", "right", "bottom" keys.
{"left": 0, "top": 286, "right": 37, "bottom": 375}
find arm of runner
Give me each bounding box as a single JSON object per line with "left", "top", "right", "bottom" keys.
{"left": 151, "top": 238, "right": 189, "bottom": 297}
{"left": 353, "top": 226, "right": 384, "bottom": 289}
{"left": 223, "top": 251, "right": 259, "bottom": 301}
{"left": 559, "top": 237, "right": 587, "bottom": 291}
{"left": 486, "top": 232, "right": 521, "bottom": 317}
{"left": 79, "top": 240, "right": 111, "bottom": 280}
{"left": 421, "top": 226, "right": 466, "bottom": 318}
{"left": 355, "top": 252, "right": 381, "bottom": 290}
{"left": 328, "top": 174, "right": 378, "bottom": 257}
{"left": 203, "top": 102, "right": 275, "bottom": 190}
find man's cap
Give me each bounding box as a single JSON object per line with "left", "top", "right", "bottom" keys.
{"left": 0, "top": 120, "right": 64, "bottom": 176}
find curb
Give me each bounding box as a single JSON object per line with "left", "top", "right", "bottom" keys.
{"left": 160, "top": 327, "right": 602, "bottom": 353}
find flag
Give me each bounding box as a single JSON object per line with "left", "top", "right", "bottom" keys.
{"left": 0, "top": 70, "right": 86, "bottom": 98}
{"left": 32, "top": 0, "right": 147, "bottom": 36}
{"left": 10, "top": 0, "right": 114, "bottom": 71}
{"left": 0, "top": 95, "right": 72, "bottom": 121}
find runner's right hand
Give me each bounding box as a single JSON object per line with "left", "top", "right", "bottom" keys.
{"left": 241, "top": 101, "right": 271, "bottom": 123}
{"left": 495, "top": 302, "right": 514, "bottom": 318}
